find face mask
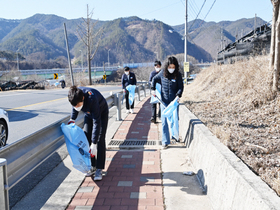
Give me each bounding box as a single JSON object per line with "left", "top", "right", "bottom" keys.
{"left": 74, "top": 104, "right": 83, "bottom": 112}
{"left": 125, "top": 71, "right": 129, "bottom": 75}
{"left": 168, "top": 68, "right": 175, "bottom": 74}
{"left": 155, "top": 68, "right": 161, "bottom": 72}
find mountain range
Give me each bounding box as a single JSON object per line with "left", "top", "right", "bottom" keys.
{"left": 0, "top": 14, "right": 268, "bottom": 65}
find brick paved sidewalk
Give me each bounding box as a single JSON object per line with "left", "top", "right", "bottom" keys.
{"left": 67, "top": 97, "right": 164, "bottom": 210}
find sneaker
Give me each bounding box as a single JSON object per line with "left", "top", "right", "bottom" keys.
{"left": 85, "top": 166, "right": 96, "bottom": 177}
{"left": 162, "top": 144, "right": 168, "bottom": 149}
{"left": 94, "top": 169, "right": 103, "bottom": 181}
{"left": 130, "top": 109, "right": 134, "bottom": 114}
{"left": 126, "top": 110, "right": 130, "bottom": 114}
{"left": 150, "top": 117, "right": 155, "bottom": 123}
{"left": 172, "top": 136, "right": 180, "bottom": 142}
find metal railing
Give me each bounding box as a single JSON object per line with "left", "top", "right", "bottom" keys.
{"left": 0, "top": 83, "right": 150, "bottom": 210}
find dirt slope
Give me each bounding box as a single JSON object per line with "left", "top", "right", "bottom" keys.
{"left": 182, "top": 55, "right": 280, "bottom": 195}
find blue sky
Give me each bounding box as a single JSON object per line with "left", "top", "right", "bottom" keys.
{"left": 0, "top": 0, "right": 273, "bottom": 26}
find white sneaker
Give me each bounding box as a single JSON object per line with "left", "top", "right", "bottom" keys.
{"left": 162, "top": 144, "right": 168, "bottom": 149}
{"left": 126, "top": 110, "right": 130, "bottom": 114}
{"left": 85, "top": 166, "right": 96, "bottom": 177}
{"left": 130, "top": 109, "right": 134, "bottom": 114}
{"left": 94, "top": 169, "right": 103, "bottom": 181}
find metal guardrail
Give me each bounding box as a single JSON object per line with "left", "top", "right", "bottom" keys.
{"left": 0, "top": 83, "right": 150, "bottom": 210}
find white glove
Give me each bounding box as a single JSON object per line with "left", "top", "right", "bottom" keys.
{"left": 68, "top": 119, "right": 75, "bottom": 125}
{"left": 175, "top": 96, "right": 180, "bottom": 103}
{"left": 89, "top": 143, "right": 97, "bottom": 158}
{"left": 151, "top": 90, "right": 156, "bottom": 96}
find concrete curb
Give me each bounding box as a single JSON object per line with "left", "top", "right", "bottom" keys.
{"left": 179, "top": 105, "right": 280, "bottom": 210}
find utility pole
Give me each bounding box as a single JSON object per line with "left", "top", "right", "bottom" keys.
{"left": 80, "top": 50, "right": 83, "bottom": 71}
{"left": 108, "top": 49, "right": 110, "bottom": 68}
{"left": 154, "top": 51, "right": 158, "bottom": 60}
{"left": 254, "top": 14, "right": 257, "bottom": 34}
{"left": 103, "top": 61, "right": 106, "bottom": 85}
{"left": 184, "top": 0, "right": 188, "bottom": 80}
{"left": 16, "top": 50, "right": 19, "bottom": 71}
{"left": 64, "top": 23, "right": 74, "bottom": 86}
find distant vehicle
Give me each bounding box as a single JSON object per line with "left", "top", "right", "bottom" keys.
{"left": 0, "top": 108, "right": 9, "bottom": 147}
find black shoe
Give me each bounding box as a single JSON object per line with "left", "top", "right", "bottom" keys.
{"left": 151, "top": 117, "right": 157, "bottom": 124}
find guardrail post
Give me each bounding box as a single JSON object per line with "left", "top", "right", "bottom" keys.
{"left": 116, "top": 93, "right": 122, "bottom": 121}
{"left": 137, "top": 86, "right": 141, "bottom": 101}
{"left": 0, "top": 158, "right": 9, "bottom": 210}
{"left": 148, "top": 83, "right": 151, "bottom": 95}
{"left": 143, "top": 85, "right": 146, "bottom": 97}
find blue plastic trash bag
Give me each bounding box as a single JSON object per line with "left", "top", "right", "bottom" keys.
{"left": 150, "top": 83, "right": 161, "bottom": 104}
{"left": 61, "top": 123, "right": 91, "bottom": 174}
{"left": 162, "top": 98, "right": 179, "bottom": 140}
{"left": 169, "top": 107, "right": 179, "bottom": 140}
{"left": 126, "top": 84, "right": 136, "bottom": 105}
{"left": 162, "top": 99, "right": 179, "bottom": 118}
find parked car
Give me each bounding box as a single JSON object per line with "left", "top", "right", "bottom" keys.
{"left": 0, "top": 108, "right": 9, "bottom": 147}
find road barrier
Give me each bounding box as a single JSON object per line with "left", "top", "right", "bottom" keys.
{"left": 0, "top": 83, "right": 150, "bottom": 210}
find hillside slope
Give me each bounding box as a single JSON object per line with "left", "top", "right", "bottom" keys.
{"left": 0, "top": 14, "right": 212, "bottom": 64}
{"left": 182, "top": 55, "right": 280, "bottom": 196}
{"left": 173, "top": 17, "right": 268, "bottom": 61}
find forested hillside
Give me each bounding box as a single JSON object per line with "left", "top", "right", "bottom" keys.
{"left": 0, "top": 14, "right": 268, "bottom": 69}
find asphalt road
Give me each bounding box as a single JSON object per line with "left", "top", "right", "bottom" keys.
{"left": 0, "top": 85, "right": 122, "bottom": 145}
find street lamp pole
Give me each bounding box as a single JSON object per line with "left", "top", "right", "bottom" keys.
{"left": 80, "top": 50, "right": 83, "bottom": 71}
{"left": 184, "top": 0, "right": 188, "bottom": 80}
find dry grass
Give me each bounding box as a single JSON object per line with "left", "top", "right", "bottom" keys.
{"left": 182, "top": 55, "right": 280, "bottom": 196}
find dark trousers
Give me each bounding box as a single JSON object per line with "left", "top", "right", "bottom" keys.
{"left": 83, "top": 111, "right": 108, "bottom": 169}
{"left": 125, "top": 90, "right": 134, "bottom": 110}
{"left": 151, "top": 103, "right": 161, "bottom": 120}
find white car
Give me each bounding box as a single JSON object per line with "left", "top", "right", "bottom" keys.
{"left": 0, "top": 108, "right": 9, "bottom": 147}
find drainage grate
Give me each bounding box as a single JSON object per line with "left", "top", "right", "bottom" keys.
{"left": 108, "top": 140, "right": 157, "bottom": 146}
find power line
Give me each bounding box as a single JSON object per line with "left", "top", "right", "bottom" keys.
{"left": 188, "top": 0, "right": 217, "bottom": 46}
{"left": 181, "top": 0, "right": 197, "bottom": 20}
{"left": 197, "top": 0, "right": 217, "bottom": 28}
{"left": 140, "top": 1, "right": 181, "bottom": 18}
{"left": 189, "top": 0, "right": 207, "bottom": 31}
{"left": 188, "top": 1, "right": 199, "bottom": 20}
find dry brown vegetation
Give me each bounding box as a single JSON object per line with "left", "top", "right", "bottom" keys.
{"left": 182, "top": 55, "right": 280, "bottom": 195}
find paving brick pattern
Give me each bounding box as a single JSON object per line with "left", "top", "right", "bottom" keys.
{"left": 67, "top": 97, "right": 164, "bottom": 210}
{"left": 113, "top": 99, "right": 158, "bottom": 141}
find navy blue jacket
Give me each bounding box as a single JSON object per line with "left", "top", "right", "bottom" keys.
{"left": 71, "top": 87, "right": 108, "bottom": 144}
{"left": 149, "top": 70, "right": 160, "bottom": 83}
{"left": 151, "top": 70, "right": 184, "bottom": 106}
{"left": 121, "top": 72, "right": 137, "bottom": 89}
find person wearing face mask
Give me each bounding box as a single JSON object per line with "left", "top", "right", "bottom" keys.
{"left": 68, "top": 85, "right": 108, "bottom": 181}
{"left": 151, "top": 56, "right": 184, "bottom": 149}
{"left": 149, "top": 60, "right": 162, "bottom": 123}
{"left": 121, "top": 66, "right": 137, "bottom": 113}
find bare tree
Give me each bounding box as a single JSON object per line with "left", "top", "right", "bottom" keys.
{"left": 77, "top": 4, "right": 103, "bottom": 85}
{"left": 270, "top": 0, "right": 280, "bottom": 95}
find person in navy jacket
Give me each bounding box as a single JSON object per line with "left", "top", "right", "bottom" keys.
{"left": 68, "top": 86, "right": 108, "bottom": 181}
{"left": 151, "top": 56, "right": 184, "bottom": 149}
{"left": 121, "top": 66, "right": 137, "bottom": 113}
{"left": 149, "top": 60, "right": 162, "bottom": 123}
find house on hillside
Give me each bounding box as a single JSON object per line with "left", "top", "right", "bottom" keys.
{"left": 217, "top": 23, "right": 271, "bottom": 64}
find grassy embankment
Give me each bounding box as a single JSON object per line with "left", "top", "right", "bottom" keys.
{"left": 182, "top": 55, "right": 280, "bottom": 195}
